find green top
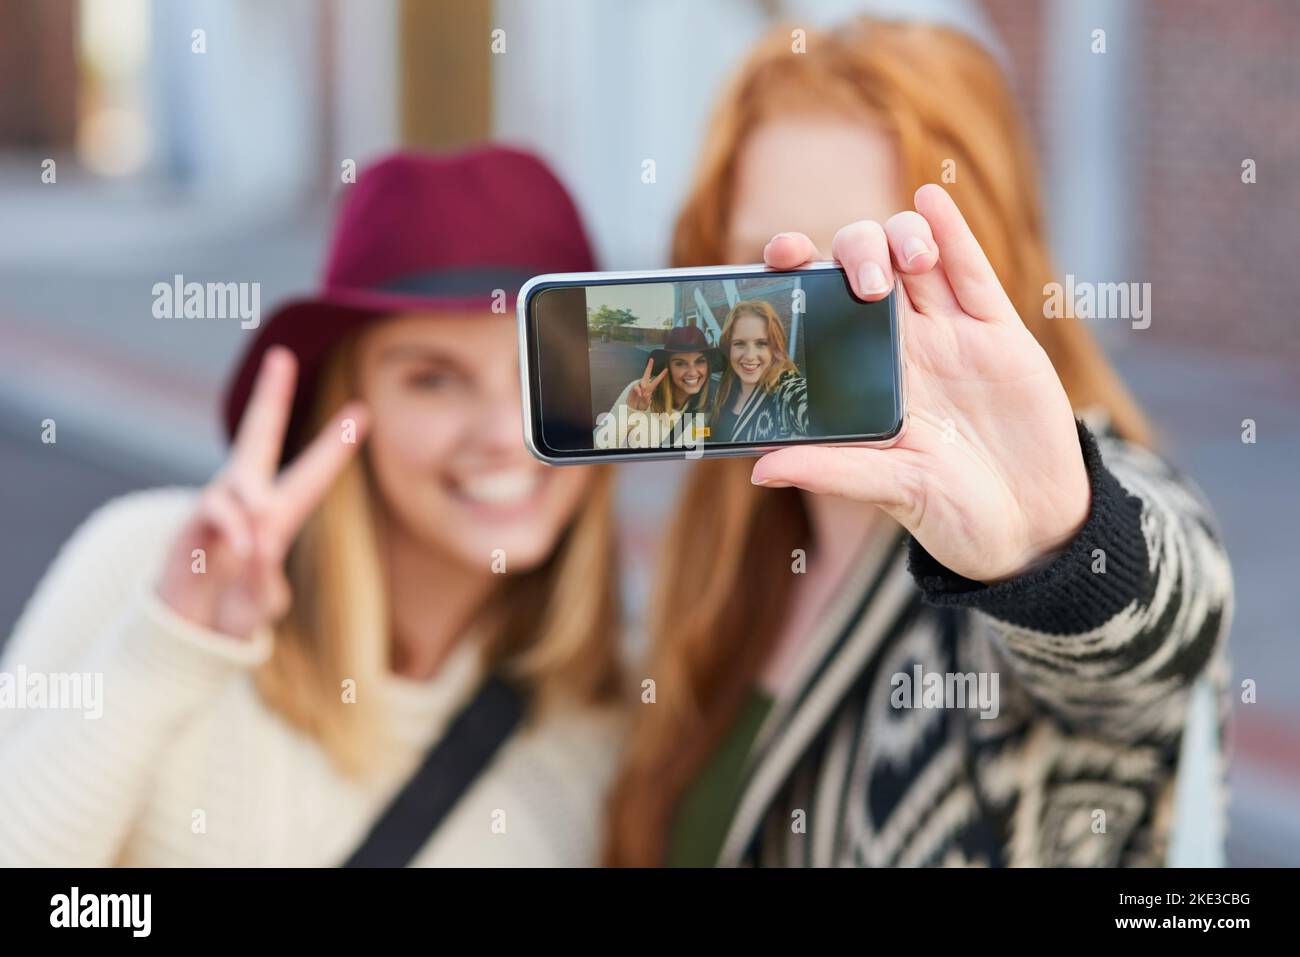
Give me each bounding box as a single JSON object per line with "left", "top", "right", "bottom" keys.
{"left": 666, "top": 689, "right": 775, "bottom": 867}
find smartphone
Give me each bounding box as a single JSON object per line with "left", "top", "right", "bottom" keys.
{"left": 517, "top": 262, "right": 905, "bottom": 464}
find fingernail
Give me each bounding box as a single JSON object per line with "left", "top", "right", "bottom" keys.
{"left": 902, "top": 237, "right": 930, "bottom": 265}
{"left": 857, "top": 262, "right": 890, "bottom": 295}
{"left": 752, "top": 475, "right": 792, "bottom": 488}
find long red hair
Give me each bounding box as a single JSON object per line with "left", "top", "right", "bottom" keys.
{"left": 711, "top": 299, "right": 799, "bottom": 419}
{"left": 603, "top": 16, "right": 1152, "bottom": 866}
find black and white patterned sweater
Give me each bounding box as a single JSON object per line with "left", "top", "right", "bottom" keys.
{"left": 714, "top": 419, "right": 1233, "bottom": 867}
{"left": 722, "top": 370, "right": 809, "bottom": 443}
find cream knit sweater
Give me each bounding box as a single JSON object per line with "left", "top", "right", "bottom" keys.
{"left": 0, "top": 489, "right": 625, "bottom": 867}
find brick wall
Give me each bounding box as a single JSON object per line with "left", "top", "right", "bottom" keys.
{"left": 982, "top": 0, "right": 1300, "bottom": 359}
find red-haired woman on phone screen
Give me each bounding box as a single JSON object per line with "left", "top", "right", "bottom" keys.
{"left": 711, "top": 299, "right": 808, "bottom": 443}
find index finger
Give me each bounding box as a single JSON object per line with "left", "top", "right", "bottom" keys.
{"left": 266, "top": 401, "right": 370, "bottom": 554}
{"left": 651, "top": 368, "right": 669, "bottom": 389}
{"left": 831, "top": 220, "right": 893, "bottom": 301}
{"left": 231, "top": 346, "right": 297, "bottom": 483}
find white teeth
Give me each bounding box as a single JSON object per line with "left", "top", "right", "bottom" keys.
{"left": 458, "top": 469, "right": 542, "bottom": 505}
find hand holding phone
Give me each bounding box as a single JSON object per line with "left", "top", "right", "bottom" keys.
{"left": 518, "top": 184, "right": 1094, "bottom": 584}
{"left": 519, "top": 262, "right": 905, "bottom": 462}
{"left": 750, "top": 184, "right": 1092, "bottom": 584}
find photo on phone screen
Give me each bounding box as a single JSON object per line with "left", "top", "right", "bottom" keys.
{"left": 520, "top": 265, "right": 903, "bottom": 462}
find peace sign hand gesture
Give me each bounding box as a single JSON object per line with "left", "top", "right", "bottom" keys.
{"left": 626, "top": 357, "right": 668, "bottom": 412}
{"left": 156, "top": 347, "right": 370, "bottom": 639}
{"left": 751, "top": 184, "right": 1092, "bottom": 584}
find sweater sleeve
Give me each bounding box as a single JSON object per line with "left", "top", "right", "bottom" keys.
{"left": 0, "top": 489, "right": 273, "bottom": 865}
{"left": 595, "top": 380, "right": 635, "bottom": 449}
{"left": 906, "top": 419, "right": 1233, "bottom": 747}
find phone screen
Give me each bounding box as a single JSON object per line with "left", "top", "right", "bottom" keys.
{"left": 524, "top": 266, "right": 902, "bottom": 459}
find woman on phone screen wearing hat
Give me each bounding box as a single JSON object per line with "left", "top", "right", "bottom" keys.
{"left": 0, "top": 148, "right": 625, "bottom": 867}
{"left": 596, "top": 325, "right": 722, "bottom": 449}
{"left": 710, "top": 299, "right": 808, "bottom": 444}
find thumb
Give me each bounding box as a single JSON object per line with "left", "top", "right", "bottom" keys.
{"left": 750, "top": 446, "right": 916, "bottom": 511}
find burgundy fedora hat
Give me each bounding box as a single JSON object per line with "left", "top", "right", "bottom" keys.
{"left": 221, "top": 144, "right": 595, "bottom": 456}
{"left": 649, "top": 325, "right": 723, "bottom": 376}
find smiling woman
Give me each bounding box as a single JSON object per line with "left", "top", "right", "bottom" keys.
{"left": 0, "top": 147, "right": 627, "bottom": 867}
{"left": 596, "top": 323, "right": 723, "bottom": 449}
{"left": 710, "top": 298, "right": 807, "bottom": 443}
{"left": 355, "top": 314, "right": 589, "bottom": 572}
{"left": 605, "top": 16, "right": 1231, "bottom": 869}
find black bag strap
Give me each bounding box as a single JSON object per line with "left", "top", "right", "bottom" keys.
{"left": 344, "top": 675, "right": 525, "bottom": 867}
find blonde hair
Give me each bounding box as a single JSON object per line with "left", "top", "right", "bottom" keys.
{"left": 605, "top": 16, "right": 1152, "bottom": 865}
{"left": 255, "top": 335, "right": 623, "bottom": 777}
{"left": 650, "top": 350, "right": 714, "bottom": 414}
{"left": 711, "top": 299, "right": 799, "bottom": 419}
